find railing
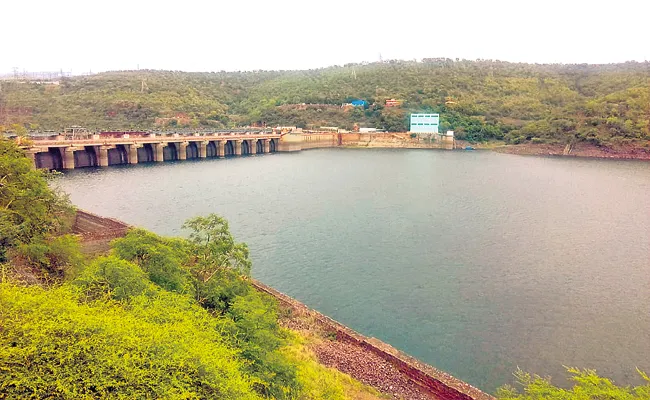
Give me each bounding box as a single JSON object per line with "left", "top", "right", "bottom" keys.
{"left": 26, "top": 132, "right": 281, "bottom": 146}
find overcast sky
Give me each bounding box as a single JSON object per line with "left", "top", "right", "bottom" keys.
{"left": 2, "top": 0, "right": 649, "bottom": 74}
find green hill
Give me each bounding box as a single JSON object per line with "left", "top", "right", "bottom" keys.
{"left": 1, "top": 60, "right": 649, "bottom": 146}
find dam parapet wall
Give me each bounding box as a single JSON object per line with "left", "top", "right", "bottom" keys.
{"left": 278, "top": 132, "right": 455, "bottom": 151}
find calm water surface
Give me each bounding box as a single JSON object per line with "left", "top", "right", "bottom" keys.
{"left": 54, "top": 149, "right": 650, "bottom": 393}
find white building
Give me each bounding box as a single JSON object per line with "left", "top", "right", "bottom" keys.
{"left": 409, "top": 114, "right": 439, "bottom": 134}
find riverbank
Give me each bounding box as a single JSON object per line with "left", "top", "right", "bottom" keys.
{"left": 354, "top": 136, "right": 650, "bottom": 160}
{"left": 70, "top": 210, "right": 494, "bottom": 400}
{"left": 490, "top": 141, "right": 650, "bottom": 160}
{"left": 288, "top": 133, "right": 650, "bottom": 160}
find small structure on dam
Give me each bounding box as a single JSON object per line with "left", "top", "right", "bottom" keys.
{"left": 409, "top": 113, "right": 454, "bottom": 149}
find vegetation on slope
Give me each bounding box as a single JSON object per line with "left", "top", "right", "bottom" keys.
{"left": 0, "top": 138, "right": 74, "bottom": 264}
{"left": 498, "top": 368, "right": 650, "bottom": 400}
{"left": 1, "top": 60, "right": 649, "bottom": 147}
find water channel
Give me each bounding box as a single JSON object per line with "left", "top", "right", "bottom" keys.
{"left": 54, "top": 148, "right": 650, "bottom": 393}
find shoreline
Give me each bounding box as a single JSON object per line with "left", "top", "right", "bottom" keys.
{"left": 287, "top": 132, "right": 650, "bottom": 161}
{"left": 454, "top": 140, "right": 650, "bottom": 161}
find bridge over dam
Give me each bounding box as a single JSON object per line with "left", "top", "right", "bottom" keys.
{"left": 20, "top": 131, "right": 455, "bottom": 170}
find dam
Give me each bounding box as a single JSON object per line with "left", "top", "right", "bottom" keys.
{"left": 22, "top": 132, "right": 281, "bottom": 169}
{"left": 21, "top": 131, "right": 455, "bottom": 169}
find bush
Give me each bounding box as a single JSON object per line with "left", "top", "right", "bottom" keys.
{"left": 0, "top": 139, "right": 73, "bottom": 257}
{"left": 74, "top": 256, "right": 156, "bottom": 301}
{"left": 109, "top": 222, "right": 302, "bottom": 399}
{"left": 13, "top": 234, "right": 85, "bottom": 278}
{"left": 0, "top": 282, "right": 261, "bottom": 399}
{"left": 223, "top": 291, "right": 299, "bottom": 398}
{"left": 497, "top": 368, "right": 650, "bottom": 400}
{"left": 111, "top": 229, "right": 193, "bottom": 294}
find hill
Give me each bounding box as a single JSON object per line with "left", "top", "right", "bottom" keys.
{"left": 1, "top": 60, "right": 649, "bottom": 147}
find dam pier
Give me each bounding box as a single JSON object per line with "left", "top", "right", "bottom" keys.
{"left": 23, "top": 132, "right": 281, "bottom": 170}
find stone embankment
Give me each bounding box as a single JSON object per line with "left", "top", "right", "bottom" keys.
{"left": 72, "top": 210, "right": 131, "bottom": 254}
{"left": 281, "top": 132, "right": 455, "bottom": 151}
{"left": 252, "top": 280, "right": 495, "bottom": 400}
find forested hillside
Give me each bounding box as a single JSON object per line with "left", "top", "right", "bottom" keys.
{"left": 1, "top": 59, "right": 649, "bottom": 146}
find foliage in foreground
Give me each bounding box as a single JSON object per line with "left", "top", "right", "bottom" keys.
{"left": 0, "top": 282, "right": 260, "bottom": 399}
{"left": 497, "top": 368, "right": 650, "bottom": 400}
{"left": 0, "top": 139, "right": 73, "bottom": 262}
{"left": 1, "top": 221, "right": 377, "bottom": 399}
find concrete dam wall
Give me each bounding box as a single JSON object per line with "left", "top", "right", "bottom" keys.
{"left": 278, "top": 132, "right": 455, "bottom": 152}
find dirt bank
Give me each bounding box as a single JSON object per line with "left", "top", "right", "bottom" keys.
{"left": 491, "top": 142, "right": 650, "bottom": 160}
{"left": 72, "top": 210, "right": 131, "bottom": 255}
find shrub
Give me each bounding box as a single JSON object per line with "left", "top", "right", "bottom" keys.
{"left": 497, "top": 368, "right": 650, "bottom": 400}
{"left": 111, "top": 229, "right": 193, "bottom": 294}
{"left": 0, "top": 282, "right": 261, "bottom": 399}
{"left": 74, "top": 255, "right": 155, "bottom": 301}
{"left": 14, "top": 234, "right": 84, "bottom": 278}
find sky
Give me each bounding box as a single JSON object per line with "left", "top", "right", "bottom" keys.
{"left": 2, "top": 0, "right": 649, "bottom": 74}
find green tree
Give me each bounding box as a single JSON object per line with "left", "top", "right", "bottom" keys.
{"left": 74, "top": 255, "right": 156, "bottom": 301}
{"left": 221, "top": 291, "right": 300, "bottom": 398}
{"left": 111, "top": 228, "right": 193, "bottom": 293}
{"left": 183, "top": 214, "right": 252, "bottom": 280}
{"left": 0, "top": 139, "right": 72, "bottom": 260}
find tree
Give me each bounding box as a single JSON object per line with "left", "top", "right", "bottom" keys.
{"left": 74, "top": 255, "right": 156, "bottom": 301}
{"left": 111, "top": 228, "right": 193, "bottom": 294}
{"left": 183, "top": 214, "right": 252, "bottom": 281}
{"left": 497, "top": 368, "right": 650, "bottom": 400}
{"left": 0, "top": 139, "right": 72, "bottom": 260}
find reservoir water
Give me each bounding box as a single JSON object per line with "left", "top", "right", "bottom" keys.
{"left": 54, "top": 148, "right": 650, "bottom": 393}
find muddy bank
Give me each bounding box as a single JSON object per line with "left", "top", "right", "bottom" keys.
{"left": 491, "top": 142, "right": 650, "bottom": 160}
